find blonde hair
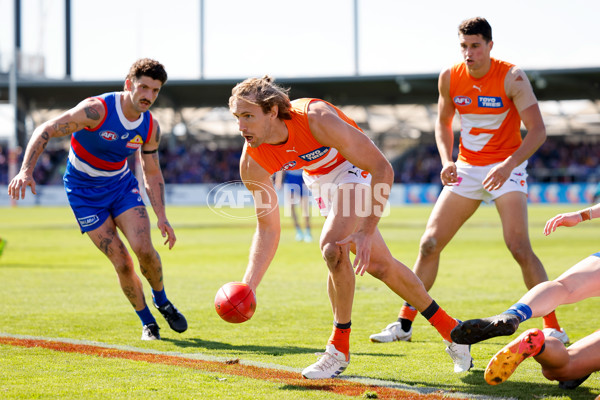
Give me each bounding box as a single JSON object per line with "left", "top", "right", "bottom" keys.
{"left": 229, "top": 75, "right": 292, "bottom": 120}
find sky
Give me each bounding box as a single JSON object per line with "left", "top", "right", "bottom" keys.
{"left": 1, "top": 0, "right": 599, "bottom": 81}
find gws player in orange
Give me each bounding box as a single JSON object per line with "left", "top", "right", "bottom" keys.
{"left": 370, "top": 17, "right": 567, "bottom": 347}
{"left": 452, "top": 204, "right": 600, "bottom": 389}
{"left": 229, "top": 76, "right": 473, "bottom": 379}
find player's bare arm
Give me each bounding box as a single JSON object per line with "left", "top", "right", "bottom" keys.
{"left": 240, "top": 150, "right": 281, "bottom": 292}
{"left": 505, "top": 66, "right": 546, "bottom": 166}
{"left": 8, "top": 97, "right": 105, "bottom": 200}
{"left": 483, "top": 67, "right": 546, "bottom": 190}
{"left": 544, "top": 203, "right": 599, "bottom": 235}
{"left": 306, "top": 100, "right": 393, "bottom": 273}
{"left": 435, "top": 68, "right": 459, "bottom": 186}
{"left": 140, "top": 119, "right": 176, "bottom": 249}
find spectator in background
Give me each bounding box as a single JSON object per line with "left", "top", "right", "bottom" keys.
{"left": 275, "top": 169, "right": 312, "bottom": 242}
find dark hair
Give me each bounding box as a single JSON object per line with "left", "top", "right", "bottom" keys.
{"left": 126, "top": 58, "right": 168, "bottom": 85}
{"left": 229, "top": 75, "right": 292, "bottom": 120}
{"left": 458, "top": 17, "right": 492, "bottom": 43}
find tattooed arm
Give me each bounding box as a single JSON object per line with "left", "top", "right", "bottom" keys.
{"left": 8, "top": 97, "right": 104, "bottom": 200}
{"left": 139, "top": 119, "right": 176, "bottom": 249}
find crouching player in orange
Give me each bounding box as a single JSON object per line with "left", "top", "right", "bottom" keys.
{"left": 229, "top": 76, "right": 473, "bottom": 379}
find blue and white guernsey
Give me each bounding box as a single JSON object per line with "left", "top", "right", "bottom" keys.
{"left": 64, "top": 92, "right": 153, "bottom": 188}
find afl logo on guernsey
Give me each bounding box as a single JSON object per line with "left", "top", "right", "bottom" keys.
{"left": 281, "top": 161, "right": 297, "bottom": 171}
{"left": 100, "top": 131, "right": 118, "bottom": 141}
{"left": 453, "top": 96, "right": 471, "bottom": 106}
{"left": 126, "top": 135, "right": 144, "bottom": 149}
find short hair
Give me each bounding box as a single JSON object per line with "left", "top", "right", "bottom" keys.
{"left": 229, "top": 75, "right": 292, "bottom": 120}
{"left": 126, "top": 58, "right": 168, "bottom": 85}
{"left": 458, "top": 17, "right": 492, "bottom": 43}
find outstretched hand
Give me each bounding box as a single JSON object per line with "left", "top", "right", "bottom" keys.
{"left": 543, "top": 211, "right": 582, "bottom": 236}
{"left": 337, "top": 231, "right": 372, "bottom": 276}
{"left": 158, "top": 219, "right": 177, "bottom": 249}
{"left": 8, "top": 171, "right": 37, "bottom": 200}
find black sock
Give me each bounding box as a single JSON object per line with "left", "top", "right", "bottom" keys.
{"left": 334, "top": 320, "right": 352, "bottom": 330}
{"left": 397, "top": 317, "right": 412, "bottom": 332}
{"left": 420, "top": 300, "right": 439, "bottom": 320}
{"left": 536, "top": 343, "right": 546, "bottom": 357}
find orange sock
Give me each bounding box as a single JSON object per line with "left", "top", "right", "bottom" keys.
{"left": 542, "top": 311, "right": 561, "bottom": 330}
{"left": 327, "top": 327, "right": 350, "bottom": 360}
{"left": 398, "top": 304, "right": 418, "bottom": 321}
{"left": 426, "top": 308, "right": 458, "bottom": 342}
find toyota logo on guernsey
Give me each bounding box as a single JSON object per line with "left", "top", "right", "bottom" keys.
{"left": 453, "top": 96, "right": 471, "bottom": 106}
{"left": 207, "top": 180, "right": 278, "bottom": 220}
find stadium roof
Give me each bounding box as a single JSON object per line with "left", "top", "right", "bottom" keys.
{"left": 1, "top": 67, "right": 599, "bottom": 110}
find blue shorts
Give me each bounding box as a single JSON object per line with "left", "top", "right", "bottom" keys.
{"left": 65, "top": 172, "right": 145, "bottom": 233}
{"left": 284, "top": 170, "right": 307, "bottom": 196}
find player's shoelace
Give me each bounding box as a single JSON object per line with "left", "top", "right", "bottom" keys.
{"left": 313, "top": 351, "right": 344, "bottom": 371}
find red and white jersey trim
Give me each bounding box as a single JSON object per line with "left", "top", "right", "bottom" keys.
{"left": 68, "top": 149, "right": 129, "bottom": 178}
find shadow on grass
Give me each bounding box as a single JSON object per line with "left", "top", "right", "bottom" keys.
{"left": 161, "top": 337, "right": 408, "bottom": 360}
{"left": 161, "top": 336, "right": 322, "bottom": 356}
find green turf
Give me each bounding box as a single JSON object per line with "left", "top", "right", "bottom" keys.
{"left": 0, "top": 204, "right": 599, "bottom": 399}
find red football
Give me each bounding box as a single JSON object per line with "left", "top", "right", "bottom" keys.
{"left": 214, "top": 282, "right": 256, "bottom": 323}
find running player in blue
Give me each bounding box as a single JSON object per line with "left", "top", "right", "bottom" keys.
{"left": 8, "top": 58, "right": 186, "bottom": 340}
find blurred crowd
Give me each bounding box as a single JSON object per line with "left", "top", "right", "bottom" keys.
{"left": 394, "top": 138, "right": 600, "bottom": 184}
{"left": 0, "top": 141, "right": 243, "bottom": 186}
{"left": 1, "top": 137, "right": 599, "bottom": 186}
{"left": 158, "top": 143, "right": 241, "bottom": 184}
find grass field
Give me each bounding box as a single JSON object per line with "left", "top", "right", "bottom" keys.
{"left": 1, "top": 204, "right": 599, "bottom": 399}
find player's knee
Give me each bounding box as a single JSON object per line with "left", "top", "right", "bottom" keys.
{"left": 113, "top": 260, "right": 135, "bottom": 277}
{"left": 134, "top": 246, "right": 159, "bottom": 265}
{"left": 419, "top": 235, "right": 437, "bottom": 257}
{"left": 321, "top": 242, "right": 343, "bottom": 270}
{"left": 541, "top": 366, "right": 567, "bottom": 382}
{"left": 505, "top": 239, "right": 531, "bottom": 263}
{"left": 367, "top": 261, "right": 388, "bottom": 280}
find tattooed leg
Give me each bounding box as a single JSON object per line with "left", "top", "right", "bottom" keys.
{"left": 87, "top": 218, "right": 147, "bottom": 310}
{"left": 116, "top": 206, "right": 165, "bottom": 291}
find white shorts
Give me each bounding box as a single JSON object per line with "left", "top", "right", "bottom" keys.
{"left": 444, "top": 160, "right": 528, "bottom": 204}
{"left": 303, "top": 161, "right": 372, "bottom": 216}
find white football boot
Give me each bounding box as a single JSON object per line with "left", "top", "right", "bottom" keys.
{"left": 369, "top": 322, "right": 412, "bottom": 343}
{"left": 141, "top": 323, "right": 161, "bottom": 340}
{"left": 302, "top": 344, "right": 349, "bottom": 379}
{"left": 444, "top": 340, "right": 473, "bottom": 372}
